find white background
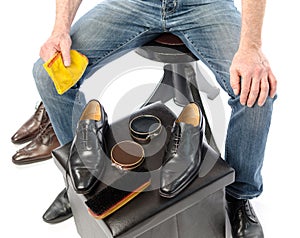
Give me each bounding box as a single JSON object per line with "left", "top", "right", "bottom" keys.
{"left": 0, "top": 0, "right": 299, "bottom": 237}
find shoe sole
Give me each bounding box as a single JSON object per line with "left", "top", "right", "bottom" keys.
{"left": 43, "top": 213, "right": 73, "bottom": 224}
{"left": 12, "top": 154, "right": 53, "bottom": 165}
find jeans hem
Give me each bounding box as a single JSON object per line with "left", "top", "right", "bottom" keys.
{"left": 225, "top": 189, "right": 262, "bottom": 200}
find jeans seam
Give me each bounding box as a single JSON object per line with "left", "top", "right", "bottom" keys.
{"left": 162, "top": 0, "right": 178, "bottom": 30}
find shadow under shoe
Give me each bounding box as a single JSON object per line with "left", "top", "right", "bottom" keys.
{"left": 12, "top": 121, "right": 60, "bottom": 165}
{"left": 226, "top": 195, "right": 264, "bottom": 238}
{"left": 11, "top": 101, "right": 49, "bottom": 144}
{"left": 69, "top": 99, "right": 109, "bottom": 194}
{"left": 159, "top": 103, "right": 204, "bottom": 198}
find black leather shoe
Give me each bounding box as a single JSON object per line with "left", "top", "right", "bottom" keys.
{"left": 11, "top": 101, "right": 49, "bottom": 144}
{"left": 43, "top": 188, "right": 73, "bottom": 224}
{"left": 226, "top": 195, "right": 264, "bottom": 238}
{"left": 69, "top": 99, "right": 109, "bottom": 194}
{"left": 159, "top": 103, "right": 203, "bottom": 198}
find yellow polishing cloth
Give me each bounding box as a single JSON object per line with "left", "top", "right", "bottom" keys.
{"left": 43, "top": 49, "right": 88, "bottom": 95}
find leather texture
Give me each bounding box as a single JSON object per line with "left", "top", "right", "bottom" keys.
{"left": 135, "top": 33, "right": 198, "bottom": 63}
{"left": 69, "top": 99, "right": 109, "bottom": 194}
{"left": 86, "top": 167, "right": 151, "bottom": 219}
{"left": 42, "top": 188, "right": 73, "bottom": 224}
{"left": 227, "top": 196, "right": 264, "bottom": 238}
{"left": 12, "top": 121, "right": 60, "bottom": 165}
{"left": 11, "top": 101, "right": 49, "bottom": 144}
{"left": 159, "top": 103, "right": 204, "bottom": 198}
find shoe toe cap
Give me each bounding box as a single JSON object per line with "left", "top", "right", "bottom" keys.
{"left": 71, "top": 168, "right": 98, "bottom": 194}
{"left": 12, "top": 151, "right": 28, "bottom": 164}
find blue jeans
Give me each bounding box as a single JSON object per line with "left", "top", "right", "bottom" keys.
{"left": 33, "top": 0, "right": 276, "bottom": 199}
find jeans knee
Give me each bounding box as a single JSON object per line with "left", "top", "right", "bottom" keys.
{"left": 252, "top": 95, "right": 277, "bottom": 116}
{"left": 263, "top": 94, "right": 277, "bottom": 108}
{"left": 230, "top": 94, "right": 277, "bottom": 111}
{"left": 32, "top": 58, "right": 56, "bottom": 97}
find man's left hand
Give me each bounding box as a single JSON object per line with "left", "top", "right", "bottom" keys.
{"left": 230, "top": 48, "right": 277, "bottom": 107}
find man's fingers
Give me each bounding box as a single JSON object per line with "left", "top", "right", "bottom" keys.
{"left": 61, "top": 48, "right": 71, "bottom": 67}
{"left": 230, "top": 70, "right": 241, "bottom": 95}
{"left": 40, "top": 46, "right": 57, "bottom": 63}
{"left": 60, "top": 36, "right": 72, "bottom": 67}
{"left": 268, "top": 69, "right": 277, "bottom": 98}
{"left": 240, "top": 75, "right": 251, "bottom": 106}
{"left": 246, "top": 77, "right": 260, "bottom": 107}
{"left": 257, "top": 77, "right": 269, "bottom": 106}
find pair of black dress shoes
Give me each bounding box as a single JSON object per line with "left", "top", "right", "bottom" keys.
{"left": 43, "top": 101, "right": 204, "bottom": 223}
{"left": 70, "top": 100, "right": 204, "bottom": 197}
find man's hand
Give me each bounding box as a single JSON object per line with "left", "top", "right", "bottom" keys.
{"left": 39, "top": 31, "right": 72, "bottom": 67}
{"left": 230, "top": 48, "right": 277, "bottom": 107}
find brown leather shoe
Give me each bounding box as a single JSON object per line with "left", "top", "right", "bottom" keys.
{"left": 12, "top": 122, "right": 60, "bottom": 165}
{"left": 11, "top": 101, "right": 49, "bottom": 144}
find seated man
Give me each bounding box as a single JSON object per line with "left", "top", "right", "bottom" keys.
{"left": 32, "top": 0, "right": 277, "bottom": 237}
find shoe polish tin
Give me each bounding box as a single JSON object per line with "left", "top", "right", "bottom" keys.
{"left": 110, "top": 140, "right": 145, "bottom": 170}
{"left": 129, "top": 114, "right": 162, "bottom": 144}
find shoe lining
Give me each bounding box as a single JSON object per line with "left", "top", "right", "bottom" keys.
{"left": 176, "top": 103, "right": 200, "bottom": 127}
{"left": 80, "top": 100, "right": 101, "bottom": 121}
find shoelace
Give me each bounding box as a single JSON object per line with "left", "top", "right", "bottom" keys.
{"left": 40, "top": 126, "right": 52, "bottom": 141}
{"left": 34, "top": 103, "right": 44, "bottom": 119}
{"left": 235, "top": 200, "right": 257, "bottom": 224}
{"left": 170, "top": 124, "right": 182, "bottom": 153}
{"left": 17, "top": 123, "right": 53, "bottom": 150}
{"left": 244, "top": 200, "right": 257, "bottom": 220}
{"left": 80, "top": 121, "right": 105, "bottom": 146}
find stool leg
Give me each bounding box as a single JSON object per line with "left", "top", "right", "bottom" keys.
{"left": 141, "top": 61, "right": 220, "bottom": 153}
{"left": 194, "top": 62, "right": 220, "bottom": 100}
{"left": 170, "top": 63, "right": 194, "bottom": 107}
{"left": 181, "top": 63, "right": 220, "bottom": 153}
{"left": 141, "top": 64, "right": 175, "bottom": 107}
{"left": 188, "top": 70, "right": 220, "bottom": 154}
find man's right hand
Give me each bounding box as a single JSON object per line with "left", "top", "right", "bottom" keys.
{"left": 40, "top": 31, "right": 72, "bottom": 67}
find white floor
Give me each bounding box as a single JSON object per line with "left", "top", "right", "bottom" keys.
{"left": 1, "top": 1, "right": 300, "bottom": 238}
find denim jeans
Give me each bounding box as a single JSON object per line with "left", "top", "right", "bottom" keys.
{"left": 33, "top": 0, "right": 276, "bottom": 199}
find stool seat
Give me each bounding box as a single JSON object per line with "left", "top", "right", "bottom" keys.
{"left": 135, "top": 33, "right": 197, "bottom": 63}
{"left": 154, "top": 33, "right": 185, "bottom": 46}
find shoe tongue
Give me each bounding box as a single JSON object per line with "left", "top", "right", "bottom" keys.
{"left": 78, "top": 119, "right": 95, "bottom": 128}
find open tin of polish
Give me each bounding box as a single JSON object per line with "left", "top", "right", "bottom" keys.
{"left": 110, "top": 140, "right": 145, "bottom": 170}
{"left": 129, "top": 114, "right": 162, "bottom": 144}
